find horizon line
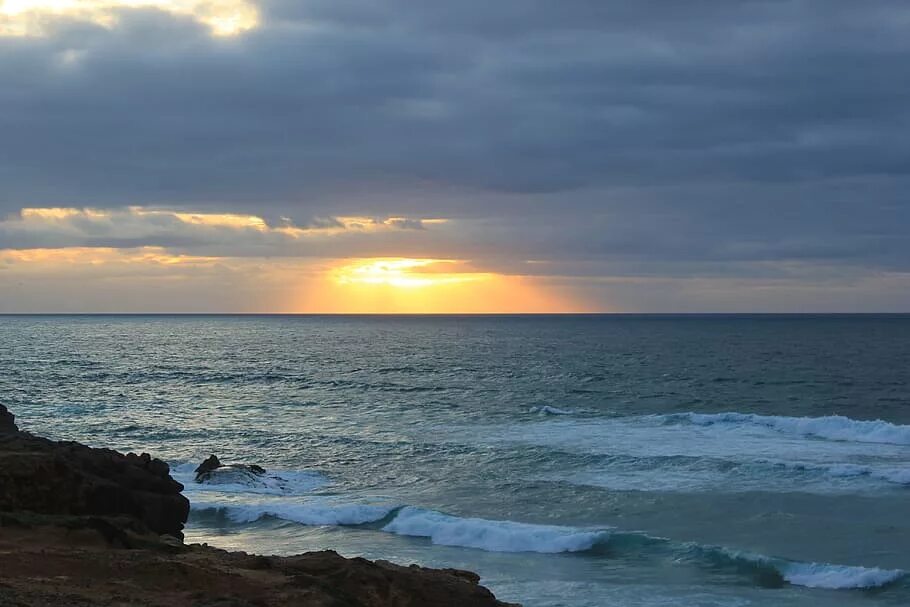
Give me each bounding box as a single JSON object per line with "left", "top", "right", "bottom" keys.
{"left": 1, "top": 312, "right": 909, "bottom": 317}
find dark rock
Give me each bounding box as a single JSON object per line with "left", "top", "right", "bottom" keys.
{"left": 194, "top": 455, "right": 267, "bottom": 484}
{"left": 0, "top": 408, "right": 189, "bottom": 539}
{"left": 0, "top": 404, "right": 17, "bottom": 433}
{"left": 0, "top": 410, "right": 519, "bottom": 606}
{"left": 276, "top": 550, "right": 518, "bottom": 606}
{"left": 195, "top": 454, "right": 221, "bottom": 477}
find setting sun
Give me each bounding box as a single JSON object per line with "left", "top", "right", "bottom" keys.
{"left": 332, "top": 258, "right": 490, "bottom": 289}
{"left": 294, "top": 257, "right": 589, "bottom": 314}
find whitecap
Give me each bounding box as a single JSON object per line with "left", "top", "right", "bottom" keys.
{"left": 529, "top": 405, "right": 574, "bottom": 416}
{"left": 381, "top": 506, "right": 608, "bottom": 553}
{"left": 192, "top": 500, "right": 395, "bottom": 526}
{"left": 781, "top": 562, "right": 904, "bottom": 589}
{"left": 666, "top": 412, "right": 910, "bottom": 445}
{"left": 171, "top": 461, "right": 330, "bottom": 496}
{"left": 678, "top": 543, "right": 906, "bottom": 590}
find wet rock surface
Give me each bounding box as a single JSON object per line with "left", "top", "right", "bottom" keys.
{"left": 194, "top": 454, "right": 267, "bottom": 484}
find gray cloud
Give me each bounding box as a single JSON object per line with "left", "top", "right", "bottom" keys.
{"left": 1, "top": 1, "right": 909, "bottom": 308}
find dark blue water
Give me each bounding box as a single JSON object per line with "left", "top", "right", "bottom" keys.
{"left": 2, "top": 315, "right": 909, "bottom": 606}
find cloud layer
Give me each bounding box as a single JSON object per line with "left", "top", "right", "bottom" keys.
{"left": 1, "top": 1, "right": 909, "bottom": 310}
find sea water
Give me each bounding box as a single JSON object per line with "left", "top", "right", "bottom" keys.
{"left": 2, "top": 314, "right": 909, "bottom": 606}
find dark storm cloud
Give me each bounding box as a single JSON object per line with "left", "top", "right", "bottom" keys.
{"left": 1, "top": 0, "right": 909, "bottom": 280}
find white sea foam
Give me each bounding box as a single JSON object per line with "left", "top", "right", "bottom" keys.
{"left": 757, "top": 460, "right": 910, "bottom": 487}
{"left": 667, "top": 412, "right": 910, "bottom": 445}
{"left": 188, "top": 495, "right": 908, "bottom": 590}
{"left": 781, "top": 562, "right": 904, "bottom": 589}
{"left": 529, "top": 405, "right": 574, "bottom": 416}
{"left": 381, "top": 506, "right": 608, "bottom": 553}
{"left": 878, "top": 467, "right": 910, "bottom": 484}
{"left": 191, "top": 498, "right": 608, "bottom": 552}
{"left": 687, "top": 544, "right": 906, "bottom": 590}
{"left": 192, "top": 500, "right": 395, "bottom": 526}
{"left": 457, "top": 411, "right": 910, "bottom": 494}
{"left": 172, "top": 461, "right": 329, "bottom": 496}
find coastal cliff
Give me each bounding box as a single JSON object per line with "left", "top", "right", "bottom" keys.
{"left": 0, "top": 405, "right": 517, "bottom": 607}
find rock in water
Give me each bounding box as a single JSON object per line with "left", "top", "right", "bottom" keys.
{"left": 195, "top": 453, "right": 222, "bottom": 477}
{"left": 195, "top": 454, "right": 267, "bottom": 485}
{"left": 0, "top": 404, "right": 17, "bottom": 433}
{"left": 0, "top": 408, "right": 189, "bottom": 539}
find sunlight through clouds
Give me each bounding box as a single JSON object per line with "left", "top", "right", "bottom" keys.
{"left": 0, "top": 248, "right": 590, "bottom": 313}
{"left": 332, "top": 258, "right": 488, "bottom": 289}
{"left": 1, "top": 207, "right": 443, "bottom": 249}
{"left": 0, "top": 0, "right": 259, "bottom": 36}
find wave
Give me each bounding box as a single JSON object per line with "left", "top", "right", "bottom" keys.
{"left": 781, "top": 562, "right": 905, "bottom": 589}
{"left": 192, "top": 500, "right": 395, "bottom": 526}
{"left": 676, "top": 543, "right": 905, "bottom": 590}
{"left": 172, "top": 462, "right": 330, "bottom": 496}
{"left": 660, "top": 412, "right": 910, "bottom": 445}
{"left": 188, "top": 496, "right": 907, "bottom": 590}
{"left": 528, "top": 405, "right": 574, "bottom": 416}
{"left": 381, "top": 506, "right": 607, "bottom": 553}
{"left": 760, "top": 460, "right": 910, "bottom": 486}
{"left": 536, "top": 457, "right": 910, "bottom": 494}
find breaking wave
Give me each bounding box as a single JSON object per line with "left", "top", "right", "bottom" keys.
{"left": 660, "top": 412, "right": 910, "bottom": 445}
{"left": 760, "top": 460, "right": 910, "bottom": 486}
{"left": 188, "top": 497, "right": 907, "bottom": 590}
{"left": 192, "top": 500, "right": 395, "bottom": 526}
{"left": 781, "top": 562, "right": 905, "bottom": 589}
{"left": 381, "top": 506, "right": 607, "bottom": 553}
{"left": 171, "top": 462, "right": 330, "bottom": 496}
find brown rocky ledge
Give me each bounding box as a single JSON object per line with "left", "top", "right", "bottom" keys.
{"left": 0, "top": 405, "right": 518, "bottom": 606}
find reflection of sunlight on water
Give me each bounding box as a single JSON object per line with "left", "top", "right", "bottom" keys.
{"left": 1, "top": 0, "right": 259, "bottom": 37}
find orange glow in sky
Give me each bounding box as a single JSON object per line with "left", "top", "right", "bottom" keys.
{"left": 300, "top": 257, "right": 588, "bottom": 314}
{"left": 332, "top": 258, "right": 490, "bottom": 289}
{"left": 0, "top": 249, "right": 593, "bottom": 313}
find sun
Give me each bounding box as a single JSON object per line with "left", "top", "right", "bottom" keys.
{"left": 331, "top": 258, "right": 489, "bottom": 289}
{"left": 292, "top": 257, "right": 588, "bottom": 314}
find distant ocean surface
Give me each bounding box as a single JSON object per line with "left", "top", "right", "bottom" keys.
{"left": 2, "top": 314, "right": 909, "bottom": 607}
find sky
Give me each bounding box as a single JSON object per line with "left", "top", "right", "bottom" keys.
{"left": 1, "top": 1, "right": 909, "bottom": 313}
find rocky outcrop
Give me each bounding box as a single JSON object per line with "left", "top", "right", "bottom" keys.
{"left": 0, "top": 406, "right": 189, "bottom": 539}
{"left": 0, "top": 406, "right": 519, "bottom": 606}
{"left": 0, "top": 524, "right": 518, "bottom": 606}
{"left": 0, "top": 403, "right": 17, "bottom": 433}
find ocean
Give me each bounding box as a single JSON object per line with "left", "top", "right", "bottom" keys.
{"left": 2, "top": 314, "right": 909, "bottom": 606}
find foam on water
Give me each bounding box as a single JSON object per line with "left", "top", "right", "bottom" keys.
{"left": 554, "top": 458, "right": 908, "bottom": 494}
{"left": 172, "top": 462, "right": 330, "bottom": 496}
{"left": 781, "top": 562, "right": 905, "bottom": 589}
{"left": 381, "top": 506, "right": 608, "bottom": 553}
{"left": 456, "top": 411, "right": 910, "bottom": 494}
{"left": 528, "top": 405, "right": 574, "bottom": 416}
{"left": 664, "top": 412, "right": 910, "bottom": 446}
{"left": 762, "top": 460, "right": 910, "bottom": 487}
{"left": 188, "top": 495, "right": 907, "bottom": 590}
{"left": 192, "top": 499, "right": 395, "bottom": 526}
{"left": 678, "top": 544, "right": 906, "bottom": 590}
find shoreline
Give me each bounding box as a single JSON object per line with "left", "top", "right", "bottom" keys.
{"left": 0, "top": 405, "right": 518, "bottom": 606}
